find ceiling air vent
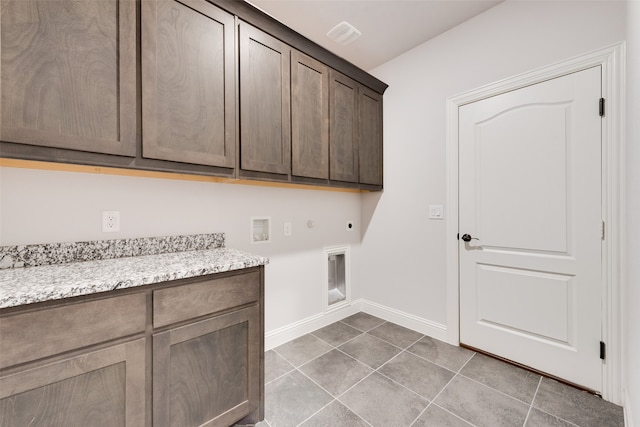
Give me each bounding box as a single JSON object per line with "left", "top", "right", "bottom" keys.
{"left": 327, "top": 21, "right": 361, "bottom": 45}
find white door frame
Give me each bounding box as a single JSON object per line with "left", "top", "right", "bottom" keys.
{"left": 445, "top": 42, "right": 626, "bottom": 404}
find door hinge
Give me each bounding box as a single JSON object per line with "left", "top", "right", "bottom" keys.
{"left": 601, "top": 220, "right": 605, "bottom": 240}
{"left": 600, "top": 341, "right": 606, "bottom": 360}
{"left": 457, "top": 233, "right": 460, "bottom": 240}
{"left": 599, "top": 98, "right": 605, "bottom": 117}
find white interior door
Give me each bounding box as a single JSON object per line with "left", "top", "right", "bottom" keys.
{"left": 458, "top": 66, "right": 603, "bottom": 392}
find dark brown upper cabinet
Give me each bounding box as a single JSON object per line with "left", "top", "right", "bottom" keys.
{"left": 329, "top": 70, "right": 359, "bottom": 183}
{"left": 0, "top": 0, "right": 386, "bottom": 190}
{"left": 291, "top": 51, "right": 330, "bottom": 180}
{"left": 142, "top": 0, "right": 235, "bottom": 168}
{"left": 0, "top": 0, "right": 136, "bottom": 156}
{"left": 239, "top": 22, "right": 291, "bottom": 175}
{"left": 359, "top": 87, "right": 383, "bottom": 186}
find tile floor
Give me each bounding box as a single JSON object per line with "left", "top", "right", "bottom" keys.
{"left": 254, "top": 312, "right": 624, "bottom": 427}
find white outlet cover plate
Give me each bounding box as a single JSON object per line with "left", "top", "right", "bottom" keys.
{"left": 102, "top": 211, "right": 120, "bottom": 232}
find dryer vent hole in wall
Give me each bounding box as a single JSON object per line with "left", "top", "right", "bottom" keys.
{"left": 327, "top": 253, "right": 346, "bottom": 305}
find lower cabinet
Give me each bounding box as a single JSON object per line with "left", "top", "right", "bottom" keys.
{"left": 0, "top": 267, "right": 264, "bottom": 427}
{"left": 153, "top": 305, "right": 261, "bottom": 427}
{"left": 0, "top": 339, "right": 146, "bottom": 426}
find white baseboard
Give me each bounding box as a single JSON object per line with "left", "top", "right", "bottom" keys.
{"left": 624, "top": 389, "right": 636, "bottom": 427}
{"left": 358, "top": 299, "right": 449, "bottom": 343}
{"left": 264, "top": 299, "right": 448, "bottom": 350}
{"left": 265, "top": 301, "right": 363, "bottom": 350}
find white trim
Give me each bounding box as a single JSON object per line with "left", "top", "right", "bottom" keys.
{"left": 265, "top": 301, "right": 362, "bottom": 350}
{"left": 624, "top": 388, "right": 636, "bottom": 427}
{"left": 359, "top": 299, "right": 448, "bottom": 342}
{"left": 445, "top": 42, "right": 625, "bottom": 404}
{"left": 264, "top": 299, "right": 448, "bottom": 350}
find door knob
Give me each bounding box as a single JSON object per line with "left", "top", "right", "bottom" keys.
{"left": 461, "top": 234, "right": 478, "bottom": 242}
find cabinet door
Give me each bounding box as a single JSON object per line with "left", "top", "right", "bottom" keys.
{"left": 291, "top": 51, "right": 329, "bottom": 179}
{"left": 153, "top": 305, "right": 261, "bottom": 427}
{"left": 329, "top": 70, "right": 359, "bottom": 182}
{"left": 0, "top": 339, "right": 145, "bottom": 426}
{"left": 239, "top": 22, "right": 291, "bottom": 175}
{"left": 142, "top": 0, "right": 235, "bottom": 167}
{"left": 0, "top": 0, "right": 136, "bottom": 156}
{"left": 358, "top": 86, "right": 383, "bottom": 186}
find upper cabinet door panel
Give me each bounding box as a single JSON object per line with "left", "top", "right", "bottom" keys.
{"left": 239, "top": 22, "right": 291, "bottom": 175}
{"left": 142, "top": 0, "right": 235, "bottom": 168}
{"left": 291, "top": 51, "right": 329, "bottom": 179}
{"left": 358, "top": 86, "right": 383, "bottom": 186}
{"left": 329, "top": 70, "right": 358, "bottom": 183}
{"left": 0, "top": 0, "right": 136, "bottom": 156}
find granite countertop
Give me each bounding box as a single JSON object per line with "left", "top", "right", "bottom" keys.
{"left": 0, "top": 234, "right": 269, "bottom": 309}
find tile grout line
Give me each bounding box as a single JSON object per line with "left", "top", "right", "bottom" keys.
{"left": 523, "top": 376, "right": 543, "bottom": 426}
{"left": 331, "top": 369, "right": 381, "bottom": 426}
{"left": 363, "top": 320, "right": 427, "bottom": 350}
{"left": 523, "top": 377, "right": 581, "bottom": 427}
{"left": 318, "top": 323, "right": 481, "bottom": 426}
{"left": 270, "top": 356, "right": 352, "bottom": 426}
{"left": 457, "top": 370, "right": 538, "bottom": 407}
{"left": 272, "top": 326, "right": 495, "bottom": 426}
{"left": 437, "top": 351, "right": 544, "bottom": 408}
{"left": 266, "top": 318, "right": 622, "bottom": 427}
{"left": 287, "top": 329, "right": 377, "bottom": 427}
{"left": 404, "top": 346, "right": 471, "bottom": 374}
{"left": 418, "top": 351, "right": 478, "bottom": 426}
{"left": 269, "top": 318, "right": 485, "bottom": 426}
{"left": 338, "top": 318, "right": 387, "bottom": 334}
{"left": 409, "top": 402, "right": 433, "bottom": 426}
{"left": 431, "top": 402, "right": 478, "bottom": 427}
{"left": 264, "top": 349, "right": 296, "bottom": 384}
{"left": 267, "top": 341, "right": 346, "bottom": 427}
{"left": 311, "top": 329, "right": 365, "bottom": 349}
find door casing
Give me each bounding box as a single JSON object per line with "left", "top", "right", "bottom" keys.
{"left": 445, "top": 42, "right": 626, "bottom": 404}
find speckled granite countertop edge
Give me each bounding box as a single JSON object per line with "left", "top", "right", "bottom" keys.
{"left": 0, "top": 233, "right": 226, "bottom": 269}
{"left": 0, "top": 247, "right": 269, "bottom": 309}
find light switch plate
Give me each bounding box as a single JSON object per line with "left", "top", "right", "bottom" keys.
{"left": 429, "top": 205, "right": 444, "bottom": 220}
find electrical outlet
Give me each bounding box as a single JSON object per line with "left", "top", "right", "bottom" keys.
{"left": 284, "top": 222, "right": 292, "bottom": 236}
{"left": 102, "top": 211, "right": 120, "bottom": 232}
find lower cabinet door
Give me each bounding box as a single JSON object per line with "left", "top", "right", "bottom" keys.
{"left": 0, "top": 338, "right": 146, "bottom": 426}
{"left": 153, "top": 305, "right": 261, "bottom": 427}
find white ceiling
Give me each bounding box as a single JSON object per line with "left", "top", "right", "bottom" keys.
{"left": 248, "top": 0, "right": 504, "bottom": 71}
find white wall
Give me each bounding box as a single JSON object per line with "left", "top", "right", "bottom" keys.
{"left": 360, "top": 0, "right": 626, "bottom": 329}
{"left": 625, "top": 0, "right": 640, "bottom": 424}
{"left": 0, "top": 167, "right": 361, "bottom": 334}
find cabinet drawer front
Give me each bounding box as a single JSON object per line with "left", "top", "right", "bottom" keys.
{"left": 153, "top": 270, "right": 260, "bottom": 328}
{"left": 0, "top": 293, "right": 146, "bottom": 369}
